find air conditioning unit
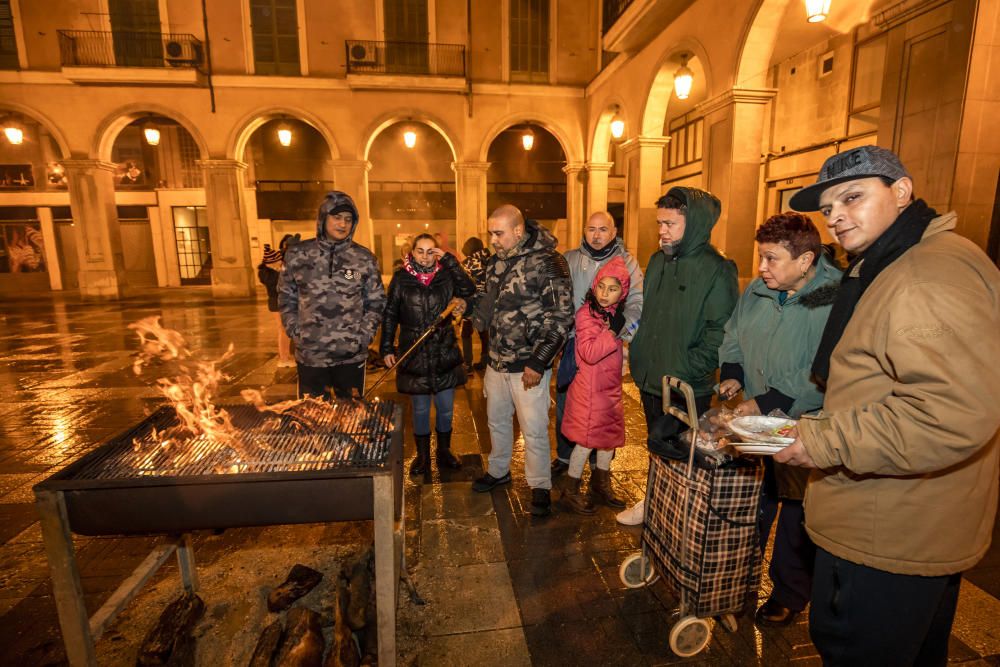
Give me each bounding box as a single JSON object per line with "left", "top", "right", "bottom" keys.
{"left": 164, "top": 40, "right": 202, "bottom": 67}
{"left": 348, "top": 43, "right": 378, "bottom": 68}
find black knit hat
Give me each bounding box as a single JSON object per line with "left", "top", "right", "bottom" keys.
{"left": 262, "top": 244, "right": 282, "bottom": 264}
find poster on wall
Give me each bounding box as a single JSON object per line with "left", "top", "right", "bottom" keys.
{"left": 0, "top": 223, "right": 47, "bottom": 273}
{"left": 0, "top": 165, "right": 34, "bottom": 189}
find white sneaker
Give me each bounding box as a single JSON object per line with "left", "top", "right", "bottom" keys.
{"left": 616, "top": 498, "right": 645, "bottom": 526}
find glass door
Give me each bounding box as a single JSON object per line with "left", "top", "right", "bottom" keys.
{"left": 172, "top": 206, "right": 212, "bottom": 285}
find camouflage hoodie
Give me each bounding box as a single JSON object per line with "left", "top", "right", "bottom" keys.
{"left": 278, "top": 191, "right": 386, "bottom": 367}
{"left": 472, "top": 220, "right": 574, "bottom": 373}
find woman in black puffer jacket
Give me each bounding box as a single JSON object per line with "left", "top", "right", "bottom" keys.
{"left": 381, "top": 233, "right": 475, "bottom": 475}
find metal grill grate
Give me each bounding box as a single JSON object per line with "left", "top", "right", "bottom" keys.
{"left": 71, "top": 401, "right": 396, "bottom": 480}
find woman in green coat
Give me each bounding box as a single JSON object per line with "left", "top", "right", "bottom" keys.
{"left": 718, "top": 212, "right": 841, "bottom": 627}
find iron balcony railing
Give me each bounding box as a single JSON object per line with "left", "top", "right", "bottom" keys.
{"left": 57, "top": 30, "right": 204, "bottom": 69}
{"left": 345, "top": 40, "right": 465, "bottom": 77}
{"left": 602, "top": 0, "right": 636, "bottom": 34}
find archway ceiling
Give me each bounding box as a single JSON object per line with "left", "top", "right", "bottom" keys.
{"left": 768, "top": 0, "right": 881, "bottom": 66}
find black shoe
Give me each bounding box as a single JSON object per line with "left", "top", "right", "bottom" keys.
{"left": 530, "top": 488, "right": 552, "bottom": 516}
{"left": 410, "top": 434, "right": 431, "bottom": 476}
{"left": 435, "top": 430, "right": 462, "bottom": 470}
{"left": 550, "top": 458, "right": 569, "bottom": 477}
{"left": 464, "top": 363, "right": 474, "bottom": 374}
{"left": 754, "top": 597, "right": 799, "bottom": 627}
{"left": 471, "top": 471, "right": 511, "bottom": 493}
{"left": 472, "top": 360, "right": 487, "bottom": 371}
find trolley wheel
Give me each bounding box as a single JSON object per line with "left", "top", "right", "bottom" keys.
{"left": 619, "top": 552, "right": 658, "bottom": 588}
{"left": 717, "top": 613, "right": 738, "bottom": 633}
{"left": 669, "top": 616, "right": 712, "bottom": 658}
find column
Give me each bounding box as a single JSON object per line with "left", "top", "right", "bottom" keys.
{"left": 452, "top": 161, "right": 490, "bottom": 245}
{"left": 562, "top": 163, "right": 586, "bottom": 247}
{"left": 585, "top": 161, "right": 615, "bottom": 218}
{"left": 62, "top": 159, "right": 126, "bottom": 298}
{"left": 37, "top": 206, "right": 62, "bottom": 290}
{"left": 619, "top": 137, "right": 669, "bottom": 262}
{"left": 198, "top": 159, "right": 255, "bottom": 298}
{"left": 331, "top": 159, "right": 374, "bottom": 251}
{"left": 697, "top": 88, "right": 776, "bottom": 279}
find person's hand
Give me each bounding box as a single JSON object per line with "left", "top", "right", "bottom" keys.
{"left": 522, "top": 367, "right": 542, "bottom": 390}
{"left": 609, "top": 311, "right": 626, "bottom": 335}
{"left": 383, "top": 354, "right": 396, "bottom": 368}
{"left": 448, "top": 297, "right": 467, "bottom": 317}
{"left": 429, "top": 247, "right": 445, "bottom": 260}
{"left": 719, "top": 379, "right": 742, "bottom": 400}
{"left": 734, "top": 399, "right": 761, "bottom": 416}
{"left": 773, "top": 436, "right": 817, "bottom": 468}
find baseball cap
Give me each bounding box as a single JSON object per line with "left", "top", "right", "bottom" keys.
{"left": 789, "top": 145, "right": 910, "bottom": 212}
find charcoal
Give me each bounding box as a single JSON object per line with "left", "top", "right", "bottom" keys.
{"left": 324, "top": 578, "right": 359, "bottom": 667}
{"left": 136, "top": 593, "right": 205, "bottom": 666}
{"left": 248, "top": 619, "right": 283, "bottom": 667}
{"left": 268, "top": 564, "right": 324, "bottom": 612}
{"left": 165, "top": 633, "right": 196, "bottom": 667}
{"left": 275, "top": 607, "right": 325, "bottom": 667}
{"left": 344, "top": 548, "right": 373, "bottom": 630}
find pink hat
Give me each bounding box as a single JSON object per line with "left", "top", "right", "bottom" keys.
{"left": 592, "top": 256, "right": 630, "bottom": 309}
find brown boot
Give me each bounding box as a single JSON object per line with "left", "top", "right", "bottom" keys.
{"left": 590, "top": 468, "right": 625, "bottom": 509}
{"left": 561, "top": 477, "right": 596, "bottom": 515}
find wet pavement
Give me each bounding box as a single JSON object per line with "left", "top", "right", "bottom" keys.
{"left": 1, "top": 288, "right": 999, "bottom": 665}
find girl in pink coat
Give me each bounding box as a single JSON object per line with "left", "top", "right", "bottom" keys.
{"left": 560, "top": 256, "right": 631, "bottom": 514}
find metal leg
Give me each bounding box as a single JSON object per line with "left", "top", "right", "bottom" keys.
{"left": 35, "top": 489, "right": 97, "bottom": 667}
{"left": 175, "top": 534, "right": 199, "bottom": 594}
{"left": 373, "top": 474, "right": 397, "bottom": 667}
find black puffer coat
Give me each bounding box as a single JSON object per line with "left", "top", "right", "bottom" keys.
{"left": 380, "top": 253, "right": 476, "bottom": 394}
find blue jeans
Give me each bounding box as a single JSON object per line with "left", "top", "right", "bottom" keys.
{"left": 410, "top": 388, "right": 455, "bottom": 436}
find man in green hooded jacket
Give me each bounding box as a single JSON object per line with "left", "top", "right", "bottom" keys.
{"left": 617, "top": 187, "right": 739, "bottom": 525}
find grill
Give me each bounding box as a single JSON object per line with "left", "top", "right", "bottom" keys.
{"left": 34, "top": 399, "right": 405, "bottom": 666}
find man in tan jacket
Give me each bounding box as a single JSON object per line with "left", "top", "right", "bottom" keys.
{"left": 776, "top": 145, "right": 1000, "bottom": 666}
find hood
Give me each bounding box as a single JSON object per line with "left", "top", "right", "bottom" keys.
{"left": 592, "top": 256, "right": 631, "bottom": 310}
{"left": 666, "top": 186, "right": 721, "bottom": 256}
{"left": 315, "top": 191, "right": 360, "bottom": 244}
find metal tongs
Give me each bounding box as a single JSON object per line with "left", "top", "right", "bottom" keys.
{"left": 363, "top": 301, "right": 459, "bottom": 399}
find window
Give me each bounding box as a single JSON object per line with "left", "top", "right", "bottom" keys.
{"left": 250, "top": 0, "right": 300, "bottom": 76}
{"left": 509, "top": 0, "right": 549, "bottom": 83}
{"left": 848, "top": 35, "right": 887, "bottom": 136}
{"left": 383, "top": 0, "right": 428, "bottom": 73}
{"left": 666, "top": 116, "right": 704, "bottom": 170}
{"left": 172, "top": 206, "right": 212, "bottom": 285}
{"left": 109, "top": 0, "right": 162, "bottom": 67}
{"left": 177, "top": 131, "right": 203, "bottom": 189}
{"left": 0, "top": 0, "right": 18, "bottom": 70}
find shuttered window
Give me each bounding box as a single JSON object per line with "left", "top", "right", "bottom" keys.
{"left": 0, "top": 0, "right": 17, "bottom": 70}
{"left": 509, "top": 0, "right": 549, "bottom": 83}
{"left": 250, "top": 0, "right": 300, "bottom": 76}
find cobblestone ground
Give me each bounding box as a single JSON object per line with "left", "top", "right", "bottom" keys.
{"left": 1, "top": 289, "right": 998, "bottom": 665}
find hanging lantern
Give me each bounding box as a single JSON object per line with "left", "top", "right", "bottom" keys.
{"left": 521, "top": 129, "right": 535, "bottom": 151}
{"left": 4, "top": 125, "right": 24, "bottom": 145}
{"left": 673, "top": 55, "right": 694, "bottom": 100}
{"left": 143, "top": 125, "right": 161, "bottom": 146}
{"left": 805, "top": 0, "right": 831, "bottom": 23}
{"left": 403, "top": 130, "right": 417, "bottom": 149}
{"left": 610, "top": 118, "right": 625, "bottom": 140}
{"left": 277, "top": 128, "right": 292, "bottom": 147}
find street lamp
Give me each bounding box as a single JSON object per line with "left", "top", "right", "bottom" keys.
{"left": 277, "top": 127, "right": 292, "bottom": 147}
{"left": 143, "top": 124, "right": 160, "bottom": 146}
{"left": 674, "top": 54, "right": 693, "bottom": 100}
{"left": 522, "top": 129, "right": 534, "bottom": 151}
{"left": 805, "top": 0, "right": 831, "bottom": 23}
{"left": 610, "top": 117, "right": 625, "bottom": 140}
{"left": 3, "top": 124, "right": 24, "bottom": 145}
{"left": 403, "top": 130, "right": 417, "bottom": 149}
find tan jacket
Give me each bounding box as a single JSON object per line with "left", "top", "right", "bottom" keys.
{"left": 800, "top": 213, "right": 1000, "bottom": 576}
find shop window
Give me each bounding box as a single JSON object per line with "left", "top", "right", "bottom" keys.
{"left": 250, "top": 0, "right": 300, "bottom": 76}
{"left": 509, "top": 0, "right": 549, "bottom": 83}
{"left": 0, "top": 207, "right": 45, "bottom": 275}
{"left": 666, "top": 116, "right": 704, "bottom": 170}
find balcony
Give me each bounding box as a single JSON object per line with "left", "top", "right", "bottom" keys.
{"left": 602, "top": 0, "right": 636, "bottom": 35}
{"left": 57, "top": 30, "right": 205, "bottom": 85}
{"left": 602, "top": 0, "right": 695, "bottom": 54}
{"left": 345, "top": 40, "right": 466, "bottom": 92}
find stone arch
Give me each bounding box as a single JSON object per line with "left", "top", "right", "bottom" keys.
{"left": 735, "top": 0, "right": 793, "bottom": 88}
{"left": 639, "top": 38, "right": 712, "bottom": 138}
{"left": 93, "top": 103, "right": 209, "bottom": 162}
{"left": 478, "top": 112, "right": 582, "bottom": 165}
{"left": 361, "top": 110, "right": 459, "bottom": 163}
{"left": 589, "top": 97, "right": 629, "bottom": 164}
{"left": 228, "top": 106, "right": 340, "bottom": 162}
{"left": 0, "top": 102, "right": 72, "bottom": 159}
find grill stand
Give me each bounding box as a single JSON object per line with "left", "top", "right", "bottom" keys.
{"left": 35, "top": 477, "right": 402, "bottom": 667}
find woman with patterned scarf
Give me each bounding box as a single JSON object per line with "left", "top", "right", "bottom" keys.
{"left": 381, "top": 233, "right": 476, "bottom": 476}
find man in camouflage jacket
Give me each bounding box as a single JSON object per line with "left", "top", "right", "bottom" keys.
{"left": 278, "top": 191, "right": 386, "bottom": 399}
{"left": 470, "top": 205, "right": 574, "bottom": 516}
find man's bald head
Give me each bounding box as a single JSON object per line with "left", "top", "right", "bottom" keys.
{"left": 487, "top": 204, "right": 526, "bottom": 253}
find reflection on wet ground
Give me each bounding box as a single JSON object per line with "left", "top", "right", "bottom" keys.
{"left": 1, "top": 288, "right": 998, "bottom": 665}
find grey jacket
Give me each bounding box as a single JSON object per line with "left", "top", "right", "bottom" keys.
{"left": 563, "top": 238, "right": 643, "bottom": 341}
{"left": 278, "top": 191, "right": 386, "bottom": 367}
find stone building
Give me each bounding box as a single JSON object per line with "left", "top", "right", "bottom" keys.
{"left": 0, "top": 0, "right": 996, "bottom": 298}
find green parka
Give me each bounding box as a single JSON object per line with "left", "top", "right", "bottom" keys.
{"left": 628, "top": 187, "right": 738, "bottom": 398}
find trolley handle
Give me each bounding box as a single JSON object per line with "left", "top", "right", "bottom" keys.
{"left": 661, "top": 376, "right": 701, "bottom": 480}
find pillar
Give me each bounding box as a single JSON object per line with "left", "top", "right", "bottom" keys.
{"left": 452, "top": 161, "right": 490, "bottom": 245}
{"left": 62, "top": 159, "right": 126, "bottom": 298}
{"left": 563, "top": 163, "right": 586, "bottom": 246}
{"left": 697, "top": 88, "right": 776, "bottom": 279}
{"left": 585, "top": 161, "right": 615, "bottom": 218}
{"left": 620, "top": 136, "right": 669, "bottom": 264}
{"left": 198, "top": 159, "right": 255, "bottom": 298}
{"left": 331, "top": 159, "right": 374, "bottom": 251}
{"left": 37, "top": 206, "right": 62, "bottom": 290}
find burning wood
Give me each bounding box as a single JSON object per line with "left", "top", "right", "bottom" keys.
{"left": 268, "top": 564, "right": 324, "bottom": 613}
{"left": 136, "top": 592, "right": 205, "bottom": 666}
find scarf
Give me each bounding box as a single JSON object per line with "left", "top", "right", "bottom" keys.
{"left": 581, "top": 238, "right": 616, "bottom": 261}
{"left": 812, "top": 199, "right": 937, "bottom": 384}
{"left": 404, "top": 254, "right": 440, "bottom": 287}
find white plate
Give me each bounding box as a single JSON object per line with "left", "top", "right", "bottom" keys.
{"left": 732, "top": 442, "right": 789, "bottom": 456}
{"left": 729, "top": 416, "right": 797, "bottom": 444}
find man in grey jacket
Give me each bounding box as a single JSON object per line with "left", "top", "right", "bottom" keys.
{"left": 279, "top": 191, "right": 386, "bottom": 399}
{"left": 552, "top": 211, "right": 643, "bottom": 488}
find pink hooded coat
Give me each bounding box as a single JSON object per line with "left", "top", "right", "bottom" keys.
{"left": 560, "top": 256, "right": 631, "bottom": 449}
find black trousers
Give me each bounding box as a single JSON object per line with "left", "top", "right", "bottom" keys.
{"left": 297, "top": 362, "right": 365, "bottom": 400}
{"left": 759, "top": 492, "right": 814, "bottom": 611}
{"left": 810, "top": 547, "right": 961, "bottom": 667}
